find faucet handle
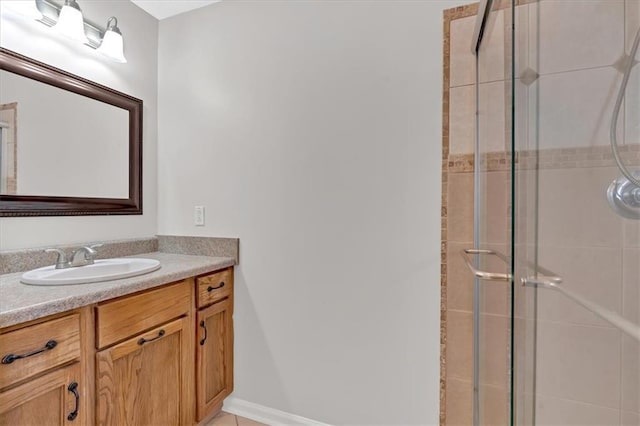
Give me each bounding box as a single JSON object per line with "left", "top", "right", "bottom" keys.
{"left": 44, "top": 248, "right": 69, "bottom": 269}
{"left": 84, "top": 244, "right": 103, "bottom": 260}
{"left": 69, "top": 245, "right": 100, "bottom": 267}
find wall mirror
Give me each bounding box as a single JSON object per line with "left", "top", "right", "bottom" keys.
{"left": 0, "top": 48, "right": 142, "bottom": 216}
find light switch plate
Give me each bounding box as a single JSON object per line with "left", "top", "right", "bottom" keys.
{"left": 194, "top": 206, "right": 205, "bottom": 226}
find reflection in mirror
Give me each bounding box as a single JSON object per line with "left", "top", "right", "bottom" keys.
{"left": 0, "top": 102, "right": 17, "bottom": 194}
{"left": 0, "top": 48, "right": 142, "bottom": 216}
{"left": 0, "top": 70, "right": 129, "bottom": 198}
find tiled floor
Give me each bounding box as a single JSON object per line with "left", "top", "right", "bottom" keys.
{"left": 207, "top": 411, "right": 266, "bottom": 426}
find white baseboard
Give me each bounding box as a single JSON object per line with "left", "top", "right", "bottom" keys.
{"left": 223, "top": 397, "right": 332, "bottom": 426}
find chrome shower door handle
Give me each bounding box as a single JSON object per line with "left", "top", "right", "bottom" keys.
{"left": 521, "top": 274, "right": 563, "bottom": 290}
{"left": 461, "top": 248, "right": 512, "bottom": 282}
{"left": 520, "top": 259, "right": 563, "bottom": 290}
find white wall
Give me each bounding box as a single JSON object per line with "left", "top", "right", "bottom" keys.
{"left": 158, "top": 1, "right": 468, "bottom": 424}
{"left": 0, "top": 0, "right": 158, "bottom": 249}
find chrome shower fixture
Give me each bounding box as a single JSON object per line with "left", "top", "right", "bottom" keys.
{"left": 608, "top": 26, "right": 640, "bottom": 219}
{"left": 607, "top": 173, "right": 640, "bottom": 220}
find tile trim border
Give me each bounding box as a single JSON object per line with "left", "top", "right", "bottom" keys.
{"left": 441, "top": 3, "right": 479, "bottom": 425}
{"left": 448, "top": 145, "right": 640, "bottom": 174}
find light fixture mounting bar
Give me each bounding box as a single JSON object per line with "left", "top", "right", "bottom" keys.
{"left": 36, "top": 0, "right": 106, "bottom": 49}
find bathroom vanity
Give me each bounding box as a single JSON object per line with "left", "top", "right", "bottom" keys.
{"left": 0, "top": 252, "right": 234, "bottom": 426}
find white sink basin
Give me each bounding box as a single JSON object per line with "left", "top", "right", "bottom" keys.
{"left": 21, "top": 258, "right": 161, "bottom": 286}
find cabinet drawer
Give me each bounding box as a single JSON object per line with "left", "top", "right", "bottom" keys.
{"left": 197, "top": 268, "right": 233, "bottom": 308}
{"left": 96, "top": 280, "right": 191, "bottom": 349}
{"left": 0, "top": 314, "right": 80, "bottom": 389}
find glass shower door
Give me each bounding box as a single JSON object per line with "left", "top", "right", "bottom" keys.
{"left": 469, "top": 0, "right": 640, "bottom": 424}
{"left": 511, "top": 0, "right": 640, "bottom": 425}
{"left": 471, "top": 0, "right": 516, "bottom": 424}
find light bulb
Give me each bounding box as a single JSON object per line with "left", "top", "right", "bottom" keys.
{"left": 97, "top": 17, "right": 127, "bottom": 63}
{"left": 53, "top": 0, "right": 89, "bottom": 44}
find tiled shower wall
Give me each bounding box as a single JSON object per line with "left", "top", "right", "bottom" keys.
{"left": 442, "top": 1, "right": 640, "bottom": 425}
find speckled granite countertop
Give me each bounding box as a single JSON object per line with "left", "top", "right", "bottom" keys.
{"left": 0, "top": 252, "right": 235, "bottom": 328}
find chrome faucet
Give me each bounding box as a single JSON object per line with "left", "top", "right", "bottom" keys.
{"left": 45, "top": 244, "right": 103, "bottom": 269}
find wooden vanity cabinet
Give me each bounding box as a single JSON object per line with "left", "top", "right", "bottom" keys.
{"left": 195, "top": 268, "right": 234, "bottom": 422}
{"left": 95, "top": 280, "right": 195, "bottom": 426}
{"left": 0, "top": 265, "right": 234, "bottom": 426}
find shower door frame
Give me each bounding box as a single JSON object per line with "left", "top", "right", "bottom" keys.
{"left": 470, "top": 0, "right": 517, "bottom": 425}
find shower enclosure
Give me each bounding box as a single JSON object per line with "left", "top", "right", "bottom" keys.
{"left": 465, "top": 0, "right": 640, "bottom": 424}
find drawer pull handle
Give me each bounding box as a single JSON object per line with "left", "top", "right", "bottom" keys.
{"left": 67, "top": 382, "right": 79, "bottom": 421}
{"left": 207, "top": 281, "right": 225, "bottom": 292}
{"left": 137, "top": 329, "right": 165, "bottom": 346}
{"left": 1, "top": 339, "right": 58, "bottom": 364}
{"left": 199, "top": 320, "right": 207, "bottom": 345}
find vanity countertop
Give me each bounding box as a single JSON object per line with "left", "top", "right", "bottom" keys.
{"left": 0, "top": 252, "right": 235, "bottom": 328}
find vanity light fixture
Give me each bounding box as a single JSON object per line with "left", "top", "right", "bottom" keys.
{"left": 53, "top": 0, "right": 89, "bottom": 44}
{"left": 96, "top": 17, "right": 127, "bottom": 63}
{"left": 7, "top": 0, "right": 128, "bottom": 63}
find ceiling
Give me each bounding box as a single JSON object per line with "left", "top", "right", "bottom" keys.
{"left": 130, "top": 1, "right": 220, "bottom": 20}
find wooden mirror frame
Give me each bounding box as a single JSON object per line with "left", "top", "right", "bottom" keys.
{"left": 0, "top": 48, "right": 143, "bottom": 216}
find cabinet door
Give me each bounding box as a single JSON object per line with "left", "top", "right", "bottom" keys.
{"left": 196, "top": 298, "right": 234, "bottom": 421}
{"left": 0, "top": 363, "right": 82, "bottom": 426}
{"left": 96, "top": 317, "right": 194, "bottom": 426}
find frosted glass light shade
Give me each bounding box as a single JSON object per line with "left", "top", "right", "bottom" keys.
{"left": 2, "top": 1, "right": 42, "bottom": 20}
{"left": 97, "top": 29, "right": 127, "bottom": 63}
{"left": 54, "top": 1, "right": 89, "bottom": 44}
